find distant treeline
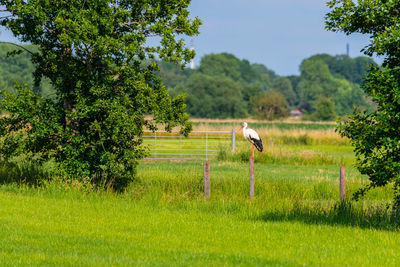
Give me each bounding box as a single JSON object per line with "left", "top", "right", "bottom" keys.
{"left": 160, "top": 52, "right": 376, "bottom": 121}
{"left": 0, "top": 43, "right": 375, "bottom": 120}
{"left": 0, "top": 43, "right": 53, "bottom": 97}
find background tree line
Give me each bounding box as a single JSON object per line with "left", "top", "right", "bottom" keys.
{"left": 0, "top": 43, "right": 53, "bottom": 97}
{"left": 0, "top": 44, "right": 376, "bottom": 121}
{"left": 161, "top": 52, "right": 376, "bottom": 121}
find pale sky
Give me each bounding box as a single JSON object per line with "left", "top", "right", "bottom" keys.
{"left": 188, "top": 0, "right": 380, "bottom": 75}
{"left": 0, "top": 0, "right": 380, "bottom": 76}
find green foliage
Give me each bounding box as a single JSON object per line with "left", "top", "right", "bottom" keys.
{"left": 250, "top": 90, "right": 289, "bottom": 120}
{"left": 271, "top": 76, "right": 297, "bottom": 107}
{"left": 307, "top": 54, "right": 376, "bottom": 85}
{"left": 298, "top": 57, "right": 369, "bottom": 117}
{"left": 165, "top": 53, "right": 274, "bottom": 118}
{"left": 0, "top": 160, "right": 51, "bottom": 185}
{"left": 2, "top": 42, "right": 376, "bottom": 120}
{"left": 241, "top": 84, "right": 264, "bottom": 114}
{"left": 199, "top": 53, "right": 257, "bottom": 83}
{"left": 197, "top": 53, "right": 276, "bottom": 90}
{"left": 194, "top": 121, "right": 335, "bottom": 131}
{"left": 0, "top": 0, "right": 201, "bottom": 189}
{"left": 314, "top": 96, "right": 337, "bottom": 121}
{"left": 326, "top": 0, "right": 400, "bottom": 208}
{"left": 0, "top": 84, "right": 62, "bottom": 159}
{"left": 182, "top": 73, "right": 247, "bottom": 118}
{"left": 251, "top": 63, "right": 278, "bottom": 80}
{"left": 158, "top": 61, "right": 194, "bottom": 91}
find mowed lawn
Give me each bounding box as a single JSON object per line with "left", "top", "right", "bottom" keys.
{"left": 1, "top": 160, "right": 400, "bottom": 266}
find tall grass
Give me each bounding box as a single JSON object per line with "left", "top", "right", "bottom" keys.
{"left": 0, "top": 122, "right": 400, "bottom": 266}
{"left": 2, "top": 183, "right": 399, "bottom": 266}
{"left": 132, "top": 161, "right": 397, "bottom": 229}
{"left": 0, "top": 160, "right": 397, "bottom": 231}
{"left": 213, "top": 128, "right": 352, "bottom": 166}
{"left": 1, "top": 118, "right": 400, "bottom": 266}
{"left": 0, "top": 160, "right": 50, "bottom": 186}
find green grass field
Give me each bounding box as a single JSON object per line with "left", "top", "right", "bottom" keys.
{"left": 1, "top": 123, "right": 400, "bottom": 266}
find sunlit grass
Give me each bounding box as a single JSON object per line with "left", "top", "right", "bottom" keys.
{"left": 2, "top": 190, "right": 398, "bottom": 266}
{"left": 1, "top": 121, "right": 400, "bottom": 265}
{"left": 0, "top": 160, "right": 399, "bottom": 265}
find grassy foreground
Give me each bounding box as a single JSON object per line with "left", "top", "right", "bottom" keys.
{"left": 0, "top": 160, "right": 400, "bottom": 266}
{"left": 1, "top": 123, "right": 400, "bottom": 265}
{"left": 0, "top": 186, "right": 399, "bottom": 266}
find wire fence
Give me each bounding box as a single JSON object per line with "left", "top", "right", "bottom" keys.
{"left": 143, "top": 130, "right": 236, "bottom": 161}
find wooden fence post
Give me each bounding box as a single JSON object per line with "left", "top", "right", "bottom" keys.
{"left": 249, "top": 156, "right": 254, "bottom": 199}
{"left": 204, "top": 161, "right": 210, "bottom": 199}
{"left": 340, "top": 165, "right": 346, "bottom": 201}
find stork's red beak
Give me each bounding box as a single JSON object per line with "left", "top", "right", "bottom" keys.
{"left": 237, "top": 125, "right": 244, "bottom": 133}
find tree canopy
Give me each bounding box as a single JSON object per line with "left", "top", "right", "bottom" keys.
{"left": 326, "top": 0, "right": 400, "bottom": 209}
{"left": 0, "top": 0, "right": 201, "bottom": 189}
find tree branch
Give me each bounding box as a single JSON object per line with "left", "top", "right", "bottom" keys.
{"left": 119, "top": 21, "right": 142, "bottom": 27}
{"left": 0, "top": 41, "right": 34, "bottom": 55}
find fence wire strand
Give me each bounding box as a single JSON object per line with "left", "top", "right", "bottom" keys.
{"left": 143, "top": 130, "right": 235, "bottom": 160}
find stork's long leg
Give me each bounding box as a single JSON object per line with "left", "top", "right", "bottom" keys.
{"left": 252, "top": 144, "right": 254, "bottom": 159}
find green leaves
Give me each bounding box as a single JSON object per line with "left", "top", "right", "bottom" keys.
{"left": 326, "top": 0, "right": 400, "bottom": 66}
{"left": 0, "top": 0, "right": 201, "bottom": 189}
{"left": 182, "top": 73, "right": 247, "bottom": 119}
{"left": 250, "top": 90, "right": 289, "bottom": 121}
{"left": 327, "top": 0, "right": 400, "bottom": 208}
{"left": 297, "top": 56, "right": 370, "bottom": 118}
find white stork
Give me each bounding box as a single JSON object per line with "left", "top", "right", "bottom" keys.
{"left": 238, "top": 122, "right": 263, "bottom": 158}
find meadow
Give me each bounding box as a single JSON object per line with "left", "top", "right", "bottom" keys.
{"left": 1, "top": 120, "right": 400, "bottom": 266}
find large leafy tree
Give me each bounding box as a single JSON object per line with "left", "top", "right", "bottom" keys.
{"left": 326, "top": 0, "right": 400, "bottom": 208}
{"left": 0, "top": 0, "right": 201, "bottom": 189}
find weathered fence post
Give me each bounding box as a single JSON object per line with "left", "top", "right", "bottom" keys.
{"left": 249, "top": 156, "right": 254, "bottom": 199}
{"left": 204, "top": 161, "right": 210, "bottom": 199}
{"left": 340, "top": 165, "right": 346, "bottom": 201}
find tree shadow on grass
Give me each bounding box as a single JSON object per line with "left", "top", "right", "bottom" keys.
{"left": 257, "top": 201, "right": 400, "bottom": 231}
